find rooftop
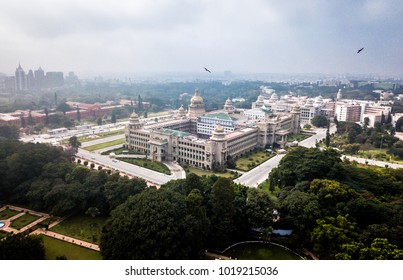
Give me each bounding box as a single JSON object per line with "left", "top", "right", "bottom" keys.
{"left": 162, "top": 128, "right": 192, "bottom": 138}
{"left": 202, "top": 112, "right": 235, "bottom": 121}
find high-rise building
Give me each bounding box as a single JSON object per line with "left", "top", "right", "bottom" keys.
{"left": 34, "top": 67, "right": 45, "bottom": 89}
{"left": 27, "top": 70, "right": 34, "bottom": 90}
{"left": 15, "top": 64, "right": 27, "bottom": 91}
{"left": 45, "top": 72, "right": 64, "bottom": 88}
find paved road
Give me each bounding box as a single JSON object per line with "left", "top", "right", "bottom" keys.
{"left": 76, "top": 148, "right": 183, "bottom": 186}
{"left": 234, "top": 154, "right": 285, "bottom": 187}
{"left": 343, "top": 155, "right": 403, "bottom": 169}
{"left": 234, "top": 127, "right": 336, "bottom": 187}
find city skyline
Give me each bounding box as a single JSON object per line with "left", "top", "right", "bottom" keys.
{"left": 1, "top": 0, "right": 403, "bottom": 78}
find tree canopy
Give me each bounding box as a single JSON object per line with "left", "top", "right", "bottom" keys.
{"left": 272, "top": 146, "right": 403, "bottom": 259}
{"left": 0, "top": 234, "right": 45, "bottom": 260}
{"left": 311, "top": 115, "right": 328, "bottom": 127}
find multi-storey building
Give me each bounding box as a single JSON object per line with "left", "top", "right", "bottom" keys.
{"left": 15, "top": 64, "right": 27, "bottom": 91}
{"left": 335, "top": 103, "right": 361, "bottom": 122}
{"left": 126, "top": 89, "right": 301, "bottom": 169}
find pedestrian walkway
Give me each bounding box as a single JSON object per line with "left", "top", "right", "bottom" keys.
{"left": 31, "top": 228, "right": 100, "bottom": 251}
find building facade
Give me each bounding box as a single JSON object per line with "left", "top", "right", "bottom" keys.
{"left": 126, "top": 89, "right": 301, "bottom": 169}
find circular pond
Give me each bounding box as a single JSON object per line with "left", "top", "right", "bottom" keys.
{"left": 223, "top": 241, "right": 303, "bottom": 260}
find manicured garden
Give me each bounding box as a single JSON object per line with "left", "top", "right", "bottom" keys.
{"left": 10, "top": 213, "right": 41, "bottom": 230}
{"left": 42, "top": 235, "right": 102, "bottom": 260}
{"left": 235, "top": 150, "right": 274, "bottom": 171}
{"left": 50, "top": 214, "right": 108, "bottom": 245}
{"left": 120, "top": 158, "right": 171, "bottom": 175}
{"left": 0, "top": 208, "right": 20, "bottom": 220}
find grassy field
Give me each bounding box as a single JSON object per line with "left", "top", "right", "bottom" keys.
{"left": 0, "top": 208, "right": 20, "bottom": 220}
{"left": 287, "top": 133, "right": 311, "bottom": 142}
{"left": 354, "top": 149, "right": 403, "bottom": 164}
{"left": 259, "top": 182, "right": 280, "bottom": 205}
{"left": 187, "top": 166, "right": 234, "bottom": 178}
{"left": 120, "top": 158, "right": 171, "bottom": 174}
{"left": 10, "top": 213, "right": 41, "bottom": 230}
{"left": 328, "top": 134, "right": 403, "bottom": 164}
{"left": 50, "top": 214, "right": 108, "bottom": 245}
{"left": 235, "top": 150, "right": 274, "bottom": 171}
{"left": 42, "top": 235, "right": 102, "bottom": 260}
{"left": 84, "top": 138, "right": 126, "bottom": 151}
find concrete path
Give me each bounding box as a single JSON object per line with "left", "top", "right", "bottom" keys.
{"left": 163, "top": 161, "right": 186, "bottom": 180}
{"left": 1, "top": 205, "right": 100, "bottom": 252}
{"left": 0, "top": 205, "right": 50, "bottom": 234}
{"left": 76, "top": 148, "right": 186, "bottom": 186}
{"left": 31, "top": 228, "right": 100, "bottom": 251}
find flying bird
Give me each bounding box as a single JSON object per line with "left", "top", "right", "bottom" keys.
{"left": 204, "top": 67, "right": 211, "bottom": 73}
{"left": 357, "top": 47, "right": 364, "bottom": 54}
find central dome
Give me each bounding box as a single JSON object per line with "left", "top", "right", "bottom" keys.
{"left": 191, "top": 89, "right": 203, "bottom": 105}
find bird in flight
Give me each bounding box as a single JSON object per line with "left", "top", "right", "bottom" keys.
{"left": 357, "top": 47, "right": 364, "bottom": 54}
{"left": 204, "top": 67, "right": 211, "bottom": 73}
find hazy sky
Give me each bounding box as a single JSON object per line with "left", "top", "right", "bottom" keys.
{"left": 1, "top": 0, "right": 402, "bottom": 77}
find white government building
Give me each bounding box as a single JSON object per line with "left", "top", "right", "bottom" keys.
{"left": 126, "top": 89, "right": 301, "bottom": 170}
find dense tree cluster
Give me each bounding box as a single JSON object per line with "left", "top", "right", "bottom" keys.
{"left": 0, "top": 125, "right": 19, "bottom": 140}
{"left": 100, "top": 175, "right": 275, "bottom": 259}
{"left": 311, "top": 115, "right": 328, "bottom": 128}
{"left": 0, "top": 234, "right": 45, "bottom": 260}
{"left": 2, "top": 139, "right": 401, "bottom": 260}
{"left": 0, "top": 139, "right": 146, "bottom": 216}
{"left": 270, "top": 147, "right": 403, "bottom": 259}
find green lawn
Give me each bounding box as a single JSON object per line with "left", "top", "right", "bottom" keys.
{"left": 259, "top": 182, "right": 280, "bottom": 205}
{"left": 354, "top": 149, "right": 403, "bottom": 164}
{"left": 50, "top": 214, "right": 108, "bottom": 245}
{"left": 10, "top": 213, "right": 41, "bottom": 230}
{"left": 0, "top": 208, "right": 20, "bottom": 220}
{"left": 187, "top": 166, "right": 234, "bottom": 178}
{"left": 287, "top": 133, "right": 311, "bottom": 142}
{"left": 95, "top": 129, "right": 125, "bottom": 138}
{"left": 235, "top": 150, "right": 274, "bottom": 171}
{"left": 84, "top": 138, "right": 126, "bottom": 151}
{"left": 120, "top": 158, "right": 171, "bottom": 175}
{"left": 42, "top": 235, "right": 102, "bottom": 260}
